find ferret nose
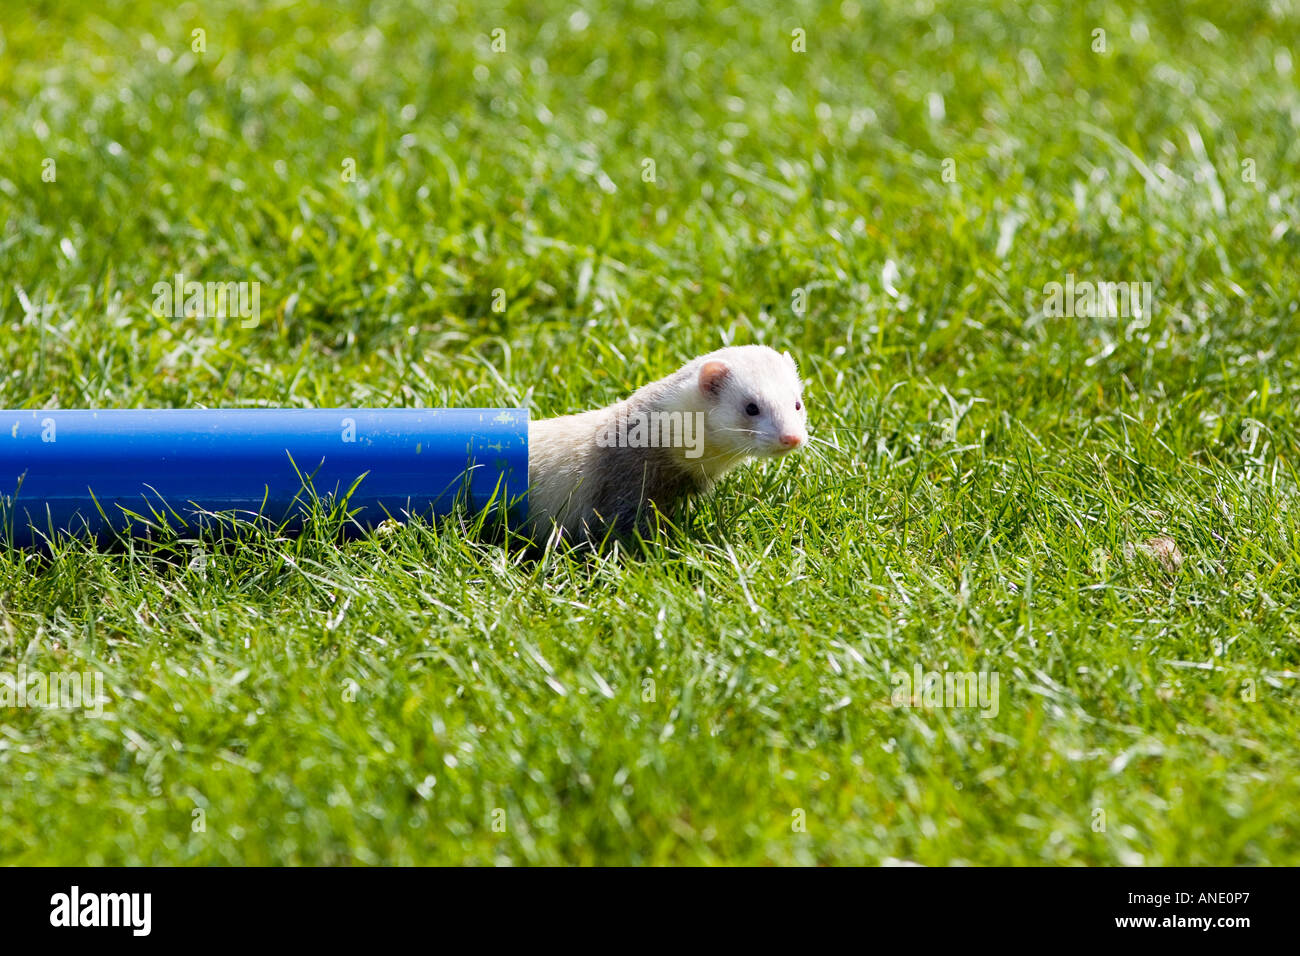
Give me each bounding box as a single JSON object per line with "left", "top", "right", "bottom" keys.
{"left": 780, "top": 434, "right": 803, "bottom": 449}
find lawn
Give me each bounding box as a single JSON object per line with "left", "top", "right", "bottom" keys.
{"left": 1, "top": 0, "right": 1298, "bottom": 864}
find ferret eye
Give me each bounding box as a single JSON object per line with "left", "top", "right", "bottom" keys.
{"left": 744, "top": 402, "right": 760, "bottom": 417}
{"left": 795, "top": 401, "right": 802, "bottom": 411}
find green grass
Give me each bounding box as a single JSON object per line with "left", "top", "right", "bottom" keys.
{"left": 2, "top": 0, "right": 1299, "bottom": 864}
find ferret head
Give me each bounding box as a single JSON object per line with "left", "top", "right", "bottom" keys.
{"left": 684, "top": 345, "right": 808, "bottom": 473}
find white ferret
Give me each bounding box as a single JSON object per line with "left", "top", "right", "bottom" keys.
{"left": 526, "top": 345, "right": 807, "bottom": 543}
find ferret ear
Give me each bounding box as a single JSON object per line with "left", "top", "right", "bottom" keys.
{"left": 698, "top": 360, "right": 730, "bottom": 397}
{"left": 781, "top": 349, "right": 798, "bottom": 371}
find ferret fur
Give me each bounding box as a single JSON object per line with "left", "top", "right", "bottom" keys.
{"left": 525, "top": 345, "right": 807, "bottom": 543}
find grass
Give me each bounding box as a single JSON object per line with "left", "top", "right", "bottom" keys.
{"left": 1, "top": 0, "right": 1299, "bottom": 864}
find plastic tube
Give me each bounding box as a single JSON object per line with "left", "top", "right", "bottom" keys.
{"left": 0, "top": 408, "right": 528, "bottom": 547}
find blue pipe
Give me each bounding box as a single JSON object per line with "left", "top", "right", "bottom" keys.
{"left": 0, "top": 408, "right": 528, "bottom": 547}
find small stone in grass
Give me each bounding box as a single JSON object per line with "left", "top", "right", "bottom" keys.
{"left": 1140, "top": 535, "right": 1184, "bottom": 571}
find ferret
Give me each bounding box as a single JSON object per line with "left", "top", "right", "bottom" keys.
{"left": 525, "top": 345, "right": 807, "bottom": 543}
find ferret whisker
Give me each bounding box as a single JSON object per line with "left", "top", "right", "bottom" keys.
{"left": 799, "top": 445, "right": 829, "bottom": 468}
{"left": 807, "top": 436, "right": 845, "bottom": 454}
